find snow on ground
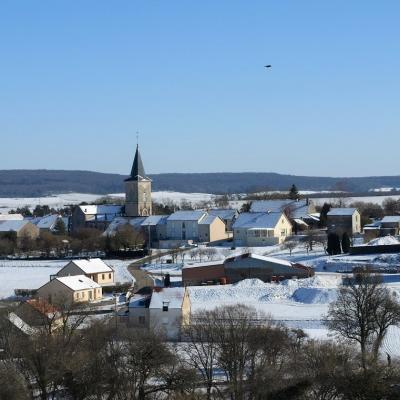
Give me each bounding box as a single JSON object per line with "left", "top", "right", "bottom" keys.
{"left": 367, "top": 236, "right": 400, "bottom": 246}
{"left": 0, "top": 193, "right": 102, "bottom": 213}
{"left": 313, "top": 194, "right": 400, "bottom": 206}
{"left": 189, "top": 274, "right": 341, "bottom": 319}
{"left": 0, "top": 259, "right": 135, "bottom": 300}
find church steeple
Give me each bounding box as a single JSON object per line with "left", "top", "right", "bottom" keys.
{"left": 125, "top": 145, "right": 149, "bottom": 182}
{"left": 124, "top": 144, "right": 152, "bottom": 217}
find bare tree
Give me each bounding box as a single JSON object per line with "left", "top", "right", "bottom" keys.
{"left": 326, "top": 272, "right": 400, "bottom": 371}
{"left": 283, "top": 238, "right": 297, "bottom": 256}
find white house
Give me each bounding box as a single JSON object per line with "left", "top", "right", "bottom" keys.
{"left": 37, "top": 275, "right": 102, "bottom": 304}
{"left": 233, "top": 212, "right": 292, "bottom": 247}
{"left": 149, "top": 287, "right": 191, "bottom": 340}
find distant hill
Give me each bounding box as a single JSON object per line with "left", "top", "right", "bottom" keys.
{"left": 0, "top": 169, "right": 400, "bottom": 197}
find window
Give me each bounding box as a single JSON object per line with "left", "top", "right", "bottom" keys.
{"left": 281, "top": 229, "right": 286, "bottom": 237}
{"left": 139, "top": 316, "right": 145, "bottom": 324}
{"left": 162, "top": 300, "right": 170, "bottom": 312}
{"left": 102, "top": 274, "right": 105, "bottom": 280}
{"left": 109, "top": 273, "right": 112, "bottom": 279}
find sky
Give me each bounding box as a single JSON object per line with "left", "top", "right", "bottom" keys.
{"left": 0, "top": 1, "right": 399, "bottom": 177}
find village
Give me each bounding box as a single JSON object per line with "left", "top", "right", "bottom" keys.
{"left": 2, "top": 147, "right": 400, "bottom": 398}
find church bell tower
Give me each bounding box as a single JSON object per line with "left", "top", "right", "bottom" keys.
{"left": 125, "top": 145, "right": 152, "bottom": 217}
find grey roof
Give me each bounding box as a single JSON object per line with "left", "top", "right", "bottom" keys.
{"left": 167, "top": 210, "right": 206, "bottom": 222}
{"left": 232, "top": 212, "right": 285, "bottom": 229}
{"left": 141, "top": 215, "right": 168, "bottom": 226}
{"left": 327, "top": 208, "right": 358, "bottom": 216}
{"left": 208, "top": 209, "right": 237, "bottom": 220}
{"left": 0, "top": 220, "right": 31, "bottom": 232}
{"left": 125, "top": 145, "right": 150, "bottom": 182}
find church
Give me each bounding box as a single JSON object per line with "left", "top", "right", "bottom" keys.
{"left": 70, "top": 145, "right": 153, "bottom": 232}
{"left": 71, "top": 146, "right": 228, "bottom": 248}
{"left": 125, "top": 145, "right": 153, "bottom": 217}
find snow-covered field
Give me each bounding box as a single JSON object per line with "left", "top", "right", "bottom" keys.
{"left": 0, "top": 191, "right": 217, "bottom": 213}
{"left": 2, "top": 191, "right": 400, "bottom": 214}
{"left": 0, "top": 259, "right": 135, "bottom": 300}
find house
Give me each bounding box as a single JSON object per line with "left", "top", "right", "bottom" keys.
{"left": 14, "top": 299, "right": 62, "bottom": 332}
{"left": 30, "top": 214, "right": 69, "bottom": 234}
{"left": 141, "top": 215, "right": 168, "bottom": 247}
{"left": 380, "top": 216, "right": 400, "bottom": 236}
{"left": 103, "top": 216, "right": 147, "bottom": 237}
{"left": 182, "top": 253, "right": 313, "bottom": 286}
{"left": 232, "top": 212, "right": 292, "bottom": 247}
{"left": 0, "top": 220, "right": 40, "bottom": 242}
{"left": 71, "top": 204, "right": 123, "bottom": 233}
{"left": 37, "top": 275, "right": 102, "bottom": 304}
{"left": 327, "top": 208, "right": 361, "bottom": 235}
{"left": 148, "top": 287, "right": 191, "bottom": 340}
{"left": 208, "top": 209, "right": 238, "bottom": 232}
{"left": 160, "top": 211, "right": 227, "bottom": 248}
{"left": 198, "top": 214, "right": 227, "bottom": 243}
{"left": 56, "top": 258, "right": 114, "bottom": 286}
{"left": 128, "top": 294, "right": 151, "bottom": 328}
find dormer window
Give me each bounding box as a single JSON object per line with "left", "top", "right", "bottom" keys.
{"left": 162, "top": 300, "right": 170, "bottom": 312}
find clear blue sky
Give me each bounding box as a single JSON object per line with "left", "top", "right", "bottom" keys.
{"left": 1, "top": 1, "right": 399, "bottom": 177}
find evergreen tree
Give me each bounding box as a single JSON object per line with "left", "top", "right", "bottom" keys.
{"left": 53, "top": 219, "right": 66, "bottom": 236}
{"left": 288, "top": 184, "right": 300, "bottom": 200}
{"left": 341, "top": 232, "right": 351, "bottom": 253}
{"left": 327, "top": 233, "right": 342, "bottom": 255}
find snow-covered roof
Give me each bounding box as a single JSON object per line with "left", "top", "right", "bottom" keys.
{"left": 79, "top": 205, "right": 123, "bottom": 215}
{"left": 149, "top": 287, "right": 185, "bottom": 309}
{"left": 129, "top": 294, "right": 151, "bottom": 308}
{"left": 0, "top": 220, "right": 31, "bottom": 232}
{"left": 381, "top": 216, "right": 400, "bottom": 224}
{"left": 293, "top": 218, "right": 309, "bottom": 227}
{"left": 68, "top": 258, "right": 113, "bottom": 274}
{"left": 56, "top": 275, "right": 101, "bottom": 291}
{"left": 8, "top": 312, "right": 37, "bottom": 335}
{"left": 33, "top": 214, "right": 59, "bottom": 229}
{"left": 0, "top": 213, "right": 24, "bottom": 221}
{"left": 103, "top": 216, "right": 146, "bottom": 236}
{"left": 198, "top": 214, "right": 220, "bottom": 225}
{"left": 226, "top": 253, "right": 293, "bottom": 268}
{"left": 327, "top": 208, "right": 358, "bottom": 216}
{"left": 250, "top": 200, "right": 311, "bottom": 219}
{"left": 167, "top": 210, "right": 206, "bottom": 222}
{"left": 208, "top": 209, "right": 237, "bottom": 220}
{"left": 141, "top": 215, "right": 168, "bottom": 226}
{"left": 232, "top": 212, "right": 285, "bottom": 229}
{"left": 182, "top": 260, "right": 224, "bottom": 270}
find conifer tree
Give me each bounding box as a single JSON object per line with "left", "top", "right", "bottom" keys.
{"left": 288, "top": 184, "right": 300, "bottom": 200}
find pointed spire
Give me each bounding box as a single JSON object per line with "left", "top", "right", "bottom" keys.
{"left": 125, "top": 144, "right": 149, "bottom": 181}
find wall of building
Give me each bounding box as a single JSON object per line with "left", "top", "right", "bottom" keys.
{"left": 37, "top": 279, "right": 74, "bottom": 304}
{"left": 182, "top": 264, "right": 225, "bottom": 286}
{"left": 125, "top": 180, "right": 152, "bottom": 217}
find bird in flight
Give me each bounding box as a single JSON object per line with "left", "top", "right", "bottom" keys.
{"left": 264, "top": 65, "right": 272, "bottom": 68}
